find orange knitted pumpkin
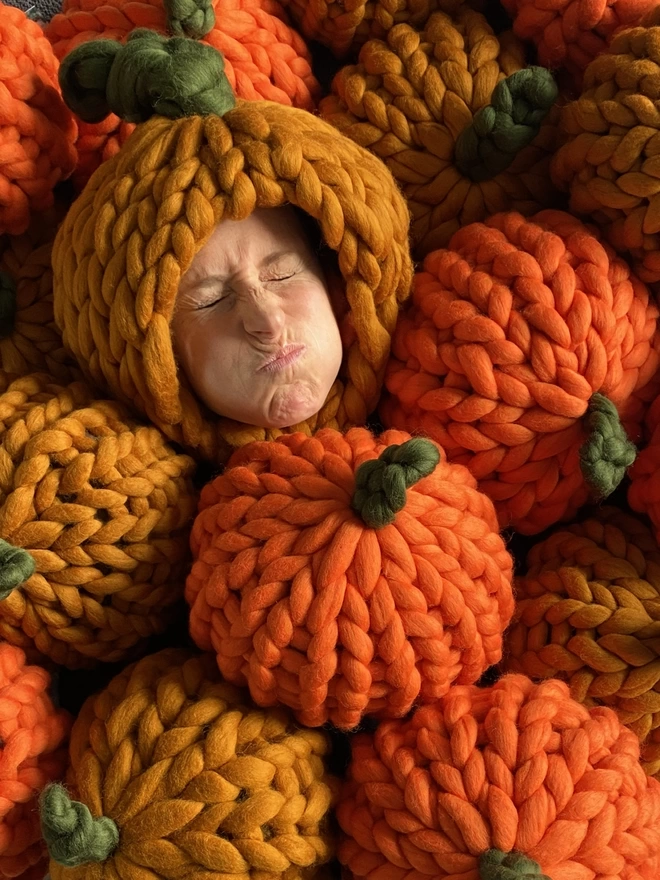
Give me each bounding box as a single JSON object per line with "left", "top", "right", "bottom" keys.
{"left": 500, "top": 0, "right": 656, "bottom": 88}
{"left": 44, "top": 0, "right": 320, "bottom": 189}
{"left": 0, "top": 642, "right": 70, "bottom": 880}
{"left": 338, "top": 674, "right": 660, "bottom": 880}
{"left": 186, "top": 426, "right": 514, "bottom": 730}
{"left": 0, "top": 4, "right": 77, "bottom": 236}
{"left": 382, "top": 209, "right": 660, "bottom": 534}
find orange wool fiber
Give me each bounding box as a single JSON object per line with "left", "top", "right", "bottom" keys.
{"left": 186, "top": 426, "right": 514, "bottom": 731}
{"left": 0, "top": 643, "right": 70, "bottom": 880}
{"left": 338, "top": 674, "right": 660, "bottom": 880}
{"left": 44, "top": 0, "right": 320, "bottom": 190}
{"left": 0, "top": 4, "right": 77, "bottom": 235}
{"left": 382, "top": 209, "right": 660, "bottom": 535}
{"left": 500, "top": 0, "right": 656, "bottom": 88}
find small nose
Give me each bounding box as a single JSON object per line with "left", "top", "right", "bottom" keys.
{"left": 240, "top": 287, "right": 285, "bottom": 340}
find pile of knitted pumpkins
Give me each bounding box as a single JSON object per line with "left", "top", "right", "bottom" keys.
{"left": 4, "top": 0, "right": 660, "bottom": 878}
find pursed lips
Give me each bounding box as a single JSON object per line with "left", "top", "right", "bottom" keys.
{"left": 257, "top": 344, "right": 306, "bottom": 373}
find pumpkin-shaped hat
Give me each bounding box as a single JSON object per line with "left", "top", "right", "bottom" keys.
{"left": 51, "top": 28, "right": 413, "bottom": 464}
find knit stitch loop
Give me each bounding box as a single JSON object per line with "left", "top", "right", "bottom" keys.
{"left": 40, "top": 784, "right": 119, "bottom": 867}
{"left": 580, "top": 393, "right": 636, "bottom": 500}
{"left": 164, "top": 0, "right": 214, "bottom": 38}
{"left": 455, "top": 67, "right": 558, "bottom": 183}
{"left": 352, "top": 437, "right": 440, "bottom": 528}
{"left": 59, "top": 29, "right": 236, "bottom": 124}
{"left": 0, "top": 271, "right": 17, "bottom": 341}
{"left": 479, "top": 849, "right": 550, "bottom": 880}
{"left": 0, "top": 539, "right": 35, "bottom": 601}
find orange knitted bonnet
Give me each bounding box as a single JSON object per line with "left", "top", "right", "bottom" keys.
{"left": 382, "top": 209, "right": 660, "bottom": 534}
{"left": 0, "top": 371, "right": 197, "bottom": 668}
{"left": 319, "top": 11, "right": 561, "bottom": 259}
{"left": 500, "top": 0, "right": 656, "bottom": 88}
{"left": 552, "top": 24, "right": 660, "bottom": 286}
{"left": 51, "top": 32, "right": 413, "bottom": 464}
{"left": 504, "top": 507, "right": 660, "bottom": 780}
{"left": 39, "top": 648, "right": 336, "bottom": 880}
{"left": 44, "top": 0, "right": 321, "bottom": 190}
{"left": 186, "top": 426, "right": 514, "bottom": 730}
{"left": 0, "top": 643, "right": 70, "bottom": 880}
{"left": 338, "top": 673, "right": 660, "bottom": 880}
{"left": 0, "top": 3, "right": 77, "bottom": 236}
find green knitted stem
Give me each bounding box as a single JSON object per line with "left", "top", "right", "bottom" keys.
{"left": 352, "top": 438, "right": 440, "bottom": 529}
{"left": 165, "top": 0, "right": 215, "bottom": 38}
{"left": 0, "top": 540, "right": 35, "bottom": 601}
{"left": 40, "top": 784, "right": 119, "bottom": 867}
{"left": 0, "top": 272, "right": 17, "bottom": 341}
{"left": 479, "top": 849, "right": 550, "bottom": 879}
{"left": 454, "top": 67, "right": 557, "bottom": 183}
{"left": 579, "top": 392, "right": 636, "bottom": 500}
{"left": 59, "top": 29, "right": 236, "bottom": 124}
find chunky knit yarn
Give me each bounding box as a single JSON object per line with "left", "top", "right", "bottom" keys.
{"left": 504, "top": 508, "right": 660, "bottom": 779}
{"left": 382, "top": 209, "right": 660, "bottom": 534}
{"left": 45, "top": 0, "right": 320, "bottom": 189}
{"left": 552, "top": 24, "right": 660, "bottom": 285}
{"left": 319, "top": 12, "right": 560, "bottom": 259}
{"left": 52, "top": 91, "right": 412, "bottom": 464}
{"left": 0, "top": 228, "right": 80, "bottom": 384}
{"left": 338, "top": 673, "right": 660, "bottom": 880}
{"left": 500, "top": 0, "right": 656, "bottom": 87}
{"left": 0, "top": 643, "right": 70, "bottom": 880}
{"left": 40, "top": 648, "right": 336, "bottom": 880}
{"left": 186, "top": 426, "right": 514, "bottom": 730}
{"left": 0, "top": 371, "right": 197, "bottom": 668}
{"left": 0, "top": 3, "right": 77, "bottom": 235}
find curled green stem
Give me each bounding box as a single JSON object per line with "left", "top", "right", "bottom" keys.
{"left": 579, "top": 392, "right": 636, "bottom": 499}
{"left": 40, "top": 784, "right": 119, "bottom": 868}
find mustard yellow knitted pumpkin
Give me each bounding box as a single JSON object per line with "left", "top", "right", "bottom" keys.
{"left": 52, "top": 32, "right": 413, "bottom": 464}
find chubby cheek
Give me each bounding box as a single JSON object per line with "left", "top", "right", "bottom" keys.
{"left": 173, "top": 311, "right": 240, "bottom": 386}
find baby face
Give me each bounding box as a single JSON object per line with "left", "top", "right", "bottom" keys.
{"left": 173, "top": 207, "right": 343, "bottom": 428}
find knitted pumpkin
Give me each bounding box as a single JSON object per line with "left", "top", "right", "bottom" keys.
{"left": 44, "top": 0, "right": 320, "bottom": 190}
{"left": 52, "top": 33, "right": 413, "bottom": 465}
{"left": 281, "top": 0, "right": 468, "bottom": 58}
{"left": 504, "top": 508, "right": 660, "bottom": 779}
{"left": 382, "top": 209, "right": 660, "bottom": 534}
{"left": 0, "top": 643, "right": 70, "bottom": 880}
{"left": 38, "top": 648, "right": 336, "bottom": 880}
{"left": 0, "top": 371, "right": 197, "bottom": 669}
{"left": 338, "top": 673, "right": 660, "bottom": 880}
{"left": 319, "top": 11, "right": 560, "bottom": 259}
{"left": 551, "top": 24, "right": 660, "bottom": 286}
{"left": 500, "top": 0, "right": 656, "bottom": 89}
{"left": 0, "top": 3, "right": 77, "bottom": 236}
{"left": 186, "top": 427, "right": 514, "bottom": 730}
{"left": 0, "top": 224, "right": 80, "bottom": 384}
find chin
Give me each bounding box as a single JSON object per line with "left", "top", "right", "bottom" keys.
{"left": 265, "top": 382, "right": 325, "bottom": 428}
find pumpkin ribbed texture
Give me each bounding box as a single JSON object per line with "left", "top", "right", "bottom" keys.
{"left": 552, "top": 24, "right": 660, "bottom": 285}
{"left": 505, "top": 508, "right": 660, "bottom": 779}
{"left": 44, "top": 0, "right": 320, "bottom": 189}
{"left": 319, "top": 11, "right": 560, "bottom": 259}
{"left": 43, "top": 649, "right": 336, "bottom": 880}
{"left": 0, "top": 372, "right": 197, "bottom": 668}
{"left": 382, "top": 209, "right": 659, "bottom": 534}
{"left": 52, "top": 106, "right": 412, "bottom": 464}
{"left": 0, "top": 643, "right": 70, "bottom": 880}
{"left": 186, "top": 426, "right": 514, "bottom": 730}
{"left": 338, "top": 673, "right": 660, "bottom": 880}
{"left": 0, "top": 3, "right": 77, "bottom": 234}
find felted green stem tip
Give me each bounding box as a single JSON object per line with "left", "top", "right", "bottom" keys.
{"left": 0, "top": 272, "right": 17, "bottom": 341}
{"left": 0, "top": 539, "right": 35, "bottom": 601}
{"left": 579, "top": 392, "right": 636, "bottom": 500}
{"left": 455, "top": 66, "right": 558, "bottom": 183}
{"left": 479, "top": 849, "right": 551, "bottom": 879}
{"left": 40, "top": 784, "right": 119, "bottom": 868}
{"left": 59, "top": 28, "right": 236, "bottom": 125}
{"left": 352, "top": 437, "right": 440, "bottom": 529}
{"left": 165, "top": 0, "right": 216, "bottom": 39}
